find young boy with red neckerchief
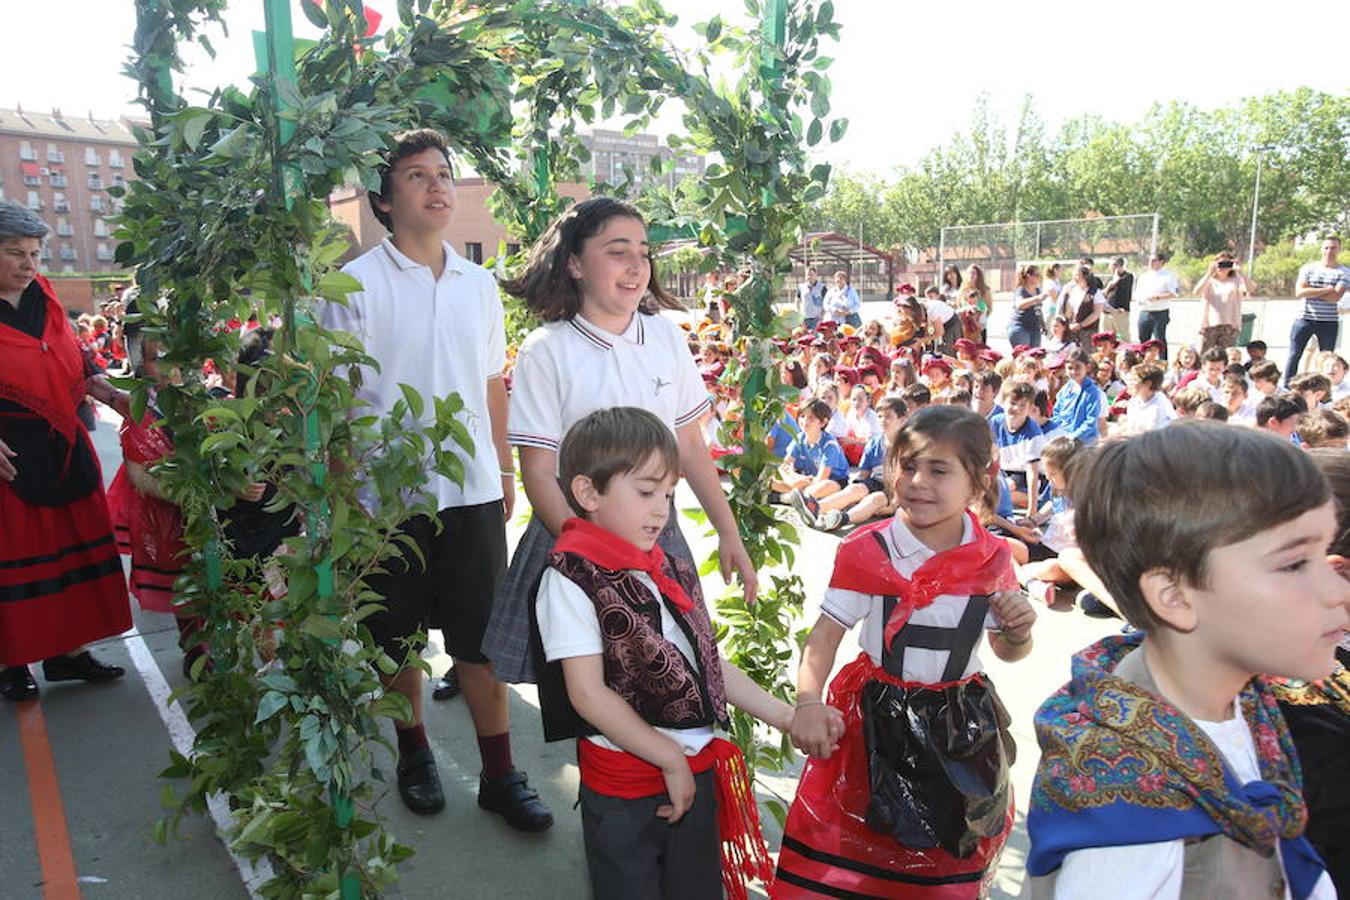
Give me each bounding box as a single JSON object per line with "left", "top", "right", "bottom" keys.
{"left": 532, "top": 406, "right": 844, "bottom": 900}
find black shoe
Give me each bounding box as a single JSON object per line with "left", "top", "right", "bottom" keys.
{"left": 478, "top": 769, "right": 554, "bottom": 832}
{"left": 396, "top": 747, "right": 445, "bottom": 814}
{"left": 1077, "top": 592, "right": 1122, "bottom": 620}
{"left": 431, "top": 668, "right": 461, "bottom": 701}
{"left": 0, "top": 665, "right": 38, "bottom": 701}
{"left": 41, "top": 651, "right": 125, "bottom": 683}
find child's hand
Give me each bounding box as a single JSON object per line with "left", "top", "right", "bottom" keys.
{"left": 790, "top": 702, "right": 842, "bottom": 760}
{"left": 990, "top": 590, "right": 1036, "bottom": 640}
{"left": 656, "top": 758, "right": 696, "bottom": 824}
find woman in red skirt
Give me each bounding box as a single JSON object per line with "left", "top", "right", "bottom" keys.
{"left": 0, "top": 201, "right": 132, "bottom": 700}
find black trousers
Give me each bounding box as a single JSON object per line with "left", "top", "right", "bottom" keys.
{"left": 580, "top": 768, "right": 721, "bottom": 899}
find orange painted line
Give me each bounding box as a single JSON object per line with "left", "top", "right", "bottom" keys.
{"left": 16, "top": 700, "right": 82, "bottom": 900}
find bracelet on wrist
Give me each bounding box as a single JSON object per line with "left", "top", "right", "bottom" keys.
{"left": 999, "top": 630, "right": 1031, "bottom": 646}
{"left": 500, "top": 468, "right": 515, "bottom": 478}
{"left": 795, "top": 698, "right": 825, "bottom": 710}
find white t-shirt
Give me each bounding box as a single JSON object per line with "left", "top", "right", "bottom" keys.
{"left": 535, "top": 567, "right": 715, "bottom": 755}
{"left": 1229, "top": 399, "right": 1259, "bottom": 427}
{"left": 507, "top": 311, "right": 711, "bottom": 454}
{"left": 1134, "top": 269, "right": 1181, "bottom": 313}
{"left": 1054, "top": 700, "right": 1337, "bottom": 900}
{"left": 820, "top": 515, "right": 1003, "bottom": 679}
{"left": 825, "top": 408, "right": 850, "bottom": 439}
{"left": 1120, "top": 392, "right": 1177, "bottom": 435}
{"left": 926, "top": 298, "right": 956, "bottom": 326}
{"left": 321, "top": 239, "right": 506, "bottom": 511}
{"left": 847, "top": 406, "right": 881, "bottom": 442}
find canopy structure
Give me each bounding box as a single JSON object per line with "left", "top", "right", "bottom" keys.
{"left": 791, "top": 231, "right": 896, "bottom": 302}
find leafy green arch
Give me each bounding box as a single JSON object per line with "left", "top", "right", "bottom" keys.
{"left": 119, "top": 1, "right": 841, "bottom": 895}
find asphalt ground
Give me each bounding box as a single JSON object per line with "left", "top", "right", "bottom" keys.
{"left": 0, "top": 403, "right": 1120, "bottom": 900}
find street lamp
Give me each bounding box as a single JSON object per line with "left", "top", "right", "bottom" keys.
{"left": 1247, "top": 143, "right": 1275, "bottom": 278}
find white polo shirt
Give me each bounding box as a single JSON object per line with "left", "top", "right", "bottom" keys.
{"left": 507, "top": 311, "right": 711, "bottom": 453}
{"left": 319, "top": 238, "right": 506, "bottom": 511}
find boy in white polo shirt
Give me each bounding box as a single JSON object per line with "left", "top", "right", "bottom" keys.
{"left": 320, "top": 129, "right": 552, "bottom": 829}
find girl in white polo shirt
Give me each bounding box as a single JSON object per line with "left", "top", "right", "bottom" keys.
{"left": 481, "top": 198, "right": 758, "bottom": 684}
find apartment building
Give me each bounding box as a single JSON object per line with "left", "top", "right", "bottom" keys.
{"left": 0, "top": 107, "right": 140, "bottom": 274}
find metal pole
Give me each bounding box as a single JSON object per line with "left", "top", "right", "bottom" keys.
{"left": 1150, "top": 213, "right": 1159, "bottom": 262}
{"left": 1248, "top": 150, "right": 1265, "bottom": 278}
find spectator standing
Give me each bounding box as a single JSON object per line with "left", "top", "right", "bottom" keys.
{"left": 824, "top": 269, "right": 862, "bottom": 328}
{"left": 1102, "top": 256, "right": 1134, "bottom": 339}
{"left": 1194, "top": 251, "right": 1253, "bottom": 352}
{"left": 798, "top": 265, "right": 826, "bottom": 330}
{"left": 1133, "top": 252, "right": 1180, "bottom": 358}
{"left": 925, "top": 284, "right": 961, "bottom": 349}
{"left": 1285, "top": 236, "right": 1350, "bottom": 386}
{"left": 958, "top": 264, "right": 993, "bottom": 342}
{"left": 1007, "top": 263, "right": 1048, "bottom": 348}
{"left": 1041, "top": 263, "right": 1064, "bottom": 326}
{"left": 1062, "top": 266, "right": 1106, "bottom": 349}
{"left": 940, "top": 264, "right": 963, "bottom": 306}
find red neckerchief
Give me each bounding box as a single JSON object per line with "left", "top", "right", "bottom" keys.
{"left": 552, "top": 517, "right": 694, "bottom": 613}
{"left": 828, "top": 511, "right": 1016, "bottom": 650}
{"left": 0, "top": 274, "right": 84, "bottom": 446}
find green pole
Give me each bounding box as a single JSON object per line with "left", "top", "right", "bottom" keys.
{"left": 254, "top": 5, "right": 351, "bottom": 898}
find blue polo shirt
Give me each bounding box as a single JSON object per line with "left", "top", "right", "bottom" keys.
{"left": 1049, "top": 378, "right": 1105, "bottom": 444}
{"left": 769, "top": 414, "right": 802, "bottom": 458}
{"left": 857, "top": 432, "right": 887, "bottom": 475}
{"left": 786, "top": 432, "right": 849, "bottom": 483}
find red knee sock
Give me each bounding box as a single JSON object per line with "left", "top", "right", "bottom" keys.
{"left": 477, "top": 732, "right": 513, "bottom": 781}
{"left": 396, "top": 723, "right": 429, "bottom": 758}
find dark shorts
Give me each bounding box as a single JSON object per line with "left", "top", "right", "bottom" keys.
{"left": 580, "top": 768, "right": 720, "bottom": 900}
{"left": 854, "top": 475, "right": 886, "bottom": 495}
{"left": 364, "top": 501, "right": 506, "bottom": 665}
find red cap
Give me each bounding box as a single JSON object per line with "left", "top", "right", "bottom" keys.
{"left": 953, "top": 338, "right": 978, "bottom": 353}
{"left": 923, "top": 357, "right": 953, "bottom": 375}
{"left": 978, "top": 349, "right": 1003, "bottom": 363}
{"left": 897, "top": 282, "right": 916, "bottom": 295}
{"left": 1091, "top": 331, "right": 1119, "bottom": 345}
{"left": 1011, "top": 343, "right": 1031, "bottom": 356}
{"left": 1027, "top": 347, "right": 1048, "bottom": 359}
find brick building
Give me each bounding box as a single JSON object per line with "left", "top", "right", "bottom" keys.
{"left": 0, "top": 107, "right": 141, "bottom": 276}
{"left": 579, "top": 128, "right": 705, "bottom": 191}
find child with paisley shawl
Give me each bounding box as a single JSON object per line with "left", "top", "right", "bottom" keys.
{"left": 1025, "top": 422, "right": 1348, "bottom": 899}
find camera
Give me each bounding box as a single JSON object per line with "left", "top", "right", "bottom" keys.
{"left": 1217, "top": 260, "right": 1235, "bottom": 270}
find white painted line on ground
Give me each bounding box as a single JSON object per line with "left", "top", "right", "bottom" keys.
{"left": 123, "top": 626, "right": 272, "bottom": 899}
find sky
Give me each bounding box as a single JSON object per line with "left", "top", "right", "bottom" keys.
{"left": 8, "top": 1, "right": 1346, "bottom": 176}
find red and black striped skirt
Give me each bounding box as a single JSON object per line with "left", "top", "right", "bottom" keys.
{"left": 0, "top": 479, "right": 131, "bottom": 666}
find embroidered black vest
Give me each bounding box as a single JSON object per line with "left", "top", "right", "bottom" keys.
{"left": 532, "top": 550, "right": 729, "bottom": 743}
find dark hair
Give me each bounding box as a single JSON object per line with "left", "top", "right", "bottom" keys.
{"left": 1249, "top": 360, "right": 1281, "bottom": 383}
{"left": 369, "top": 129, "right": 453, "bottom": 231}
{"left": 888, "top": 405, "right": 998, "bottom": 515}
{"left": 1223, "top": 363, "right": 1248, "bottom": 380}
{"left": 1063, "top": 346, "right": 1093, "bottom": 368}
{"left": 801, "top": 398, "right": 833, "bottom": 425}
{"left": 500, "top": 197, "right": 681, "bottom": 322}
{"left": 1256, "top": 393, "right": 1306, "bottom": 427}
{"left": 1221, "top": 373, "right": 1248, "bottom": 395}
{"left": 1074, "top": 421, "right": 1330, "bottom": 631}
{"left": 942, "top": 265, "right": 963, "bottom": 290}
{"left": 1308, "top": 449, "right": 1350, "bottom": 557}
{"left": 900, "top": 383, "right": 931, "bottom": 408}
{"left": 235, "top": 327, "right": 275, "bottom": 396}
{"left": 782, "top": 359, "right": 809, "bottom": 390}
{"left": 877, "top": 396, "right": 908, "bottom": 418}
{"left": 977, "top": 370, "right": 1003, "bottom": 393}
{"left": 1290, "top": 372, "right": 1332, "bottom": 397}
{"left": 1133, "top": 363, "right": 1165, "bottom": 392}
{"left": 1002, "top": 381, "right": 1035, "bottom": 405}
{"left": 1111, "top": 256, "right": 1126, "bottom": 267}
{"left": 1298, "top": 408, "right": 1350, "bottom": 448}
{"left": 558, "top": 407, "right": 681, "bottom": 513}
{"left": 1247, "top": 340, "right": 1267, "bottom": 352}
{"left": 946, "top": 388, "right": 973, "bottom": 406}
{"left": 1195, "top": 401, "right": 1229, "bottom": 421}
{"left": 1324, "top": 234, "right": 1342, "bottom": 245}
{"left": 1201, "top": 347, "right": 1227, "bottom": 365}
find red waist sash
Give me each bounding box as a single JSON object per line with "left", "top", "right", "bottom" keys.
{"left": 578, "top": 736, "right": 773, "bottom": 900}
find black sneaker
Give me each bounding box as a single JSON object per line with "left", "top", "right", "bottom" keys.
{"left": 41, "top": 651, "right": 125, "bottom": 683}
{"left": 431, "top": 668, "right": 461, "bottom": 701}
{"left": 478, "top": 769, "right": 554, "bottom": 832}
{"left": 0, "top": 665, "right": 38, "bottom": 701}
{"left": 396, "top": 747, "right": 446, "bottom": 814}
{"left": 1077, "top": 592, "right": 1122, "bottom": 620}
{"left": 786, "top": 489, "right": 820, "bottom": 527}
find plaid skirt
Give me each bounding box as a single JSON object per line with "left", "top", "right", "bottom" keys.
{"left": 481, "top": 503, "right": 694, "bottom": 684}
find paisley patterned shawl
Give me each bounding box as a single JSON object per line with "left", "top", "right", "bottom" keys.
{"left": 1026, "top": 631, "right": 1326, "bottom": 898}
